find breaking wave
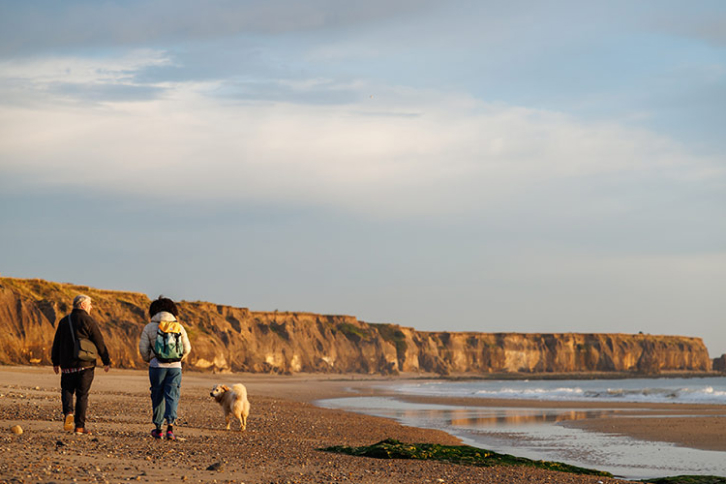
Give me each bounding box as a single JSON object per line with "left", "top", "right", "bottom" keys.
{"left": 393, "top": 378, "right": 726, "bottom": 404}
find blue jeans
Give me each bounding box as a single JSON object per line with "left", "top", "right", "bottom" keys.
{"left": 148, "top": 367, "right": 182, "bottom": 428}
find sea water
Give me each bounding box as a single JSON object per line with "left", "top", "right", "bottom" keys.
{"left": 316, "top": 377, "right": 726, "bottom": 480}
{"left": 393, "top": 377, "right": 726, "bottom": 404}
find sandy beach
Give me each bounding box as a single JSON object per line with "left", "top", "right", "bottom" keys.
{"left": 2, "top": 366, "right": 725, "bottom": 483}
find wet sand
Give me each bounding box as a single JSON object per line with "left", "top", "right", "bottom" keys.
{"left": 382, "top": 392, "right": 726, "bottom": 452}
{"left": 1, "top": 366, "right": 723, "bottom": 483}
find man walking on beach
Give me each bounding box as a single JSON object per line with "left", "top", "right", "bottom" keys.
{"left": 51, "top": 294, "right": 111, "bottom": 435}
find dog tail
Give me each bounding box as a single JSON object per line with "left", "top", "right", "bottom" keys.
{"left": 231, "top": 384, "right": 247, "bottom": 399}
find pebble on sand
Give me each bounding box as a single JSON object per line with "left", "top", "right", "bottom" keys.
{"left": 10, "top": 425, "right": 23, "bottom": 435}
{"left": 206, "top": 462, "right": 225, "bottom": 472}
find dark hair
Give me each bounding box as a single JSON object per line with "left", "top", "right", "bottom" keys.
{"left": 149, "top": 296, "right": 178, "bottom": 318}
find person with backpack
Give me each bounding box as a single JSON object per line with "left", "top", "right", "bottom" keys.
{"left": 51, "top": 294, "right": 111, "bottom": 435}
{"left": 138, "top": 296, "right": 191, "bottom": 440}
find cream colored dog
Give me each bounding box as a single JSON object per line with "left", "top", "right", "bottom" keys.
{"left": 210, "top": 384, "right": 250, "bottom": 431}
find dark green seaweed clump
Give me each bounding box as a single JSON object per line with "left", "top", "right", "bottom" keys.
{"left": 320, "top": 439, "right": 612, "bottom": 477}
{"left": 640, "top": 477, "right": 726, "bottom": 484}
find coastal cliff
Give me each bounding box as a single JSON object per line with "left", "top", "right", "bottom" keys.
{"left": 0, "top": 277, "right": 713, "bottom": 375}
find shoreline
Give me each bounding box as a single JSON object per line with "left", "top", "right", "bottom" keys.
{"left": 335, "top": 376, "right": 726, "bottom": 453}
{"left": 2, "top": 366, "right": 725, "bottom": 482}
{"left": 418, "top": 370, "right": 726, "bottom": 381}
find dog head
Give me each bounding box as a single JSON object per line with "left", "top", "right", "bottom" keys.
{"left": 210, "top": 384, "right": 230, "bottom": 401}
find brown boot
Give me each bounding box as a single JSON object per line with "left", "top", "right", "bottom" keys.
{"left": 63, "top": 414, "right": 74, "bottom": 432}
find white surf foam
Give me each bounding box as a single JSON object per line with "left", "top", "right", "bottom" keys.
{"left": 393, "top": 378, "right": 726, "bottom": 404}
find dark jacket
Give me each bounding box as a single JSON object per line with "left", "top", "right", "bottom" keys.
{"left": 51, "top": 308, "right": 111, "bottom": 369}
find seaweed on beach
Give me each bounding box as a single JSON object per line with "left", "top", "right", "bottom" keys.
{"left": 320, "top": 438, "right": 612, "bottom": 476}
{"left": 640, "top": 477, "right": 726, "bottom": 484}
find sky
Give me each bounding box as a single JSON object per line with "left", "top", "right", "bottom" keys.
{"left": 1, "top": 1, "right": 725, "bottom": 355}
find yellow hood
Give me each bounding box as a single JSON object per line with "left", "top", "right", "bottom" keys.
{"left": 157, "top": 320, "right": 182, "bottom": 334}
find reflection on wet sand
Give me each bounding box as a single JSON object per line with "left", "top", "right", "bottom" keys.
{"left": 449, "top": 409, "right": 615, "bottom": 428}
{"left": 390, "top": 407, "right": 619, "bottom": 429}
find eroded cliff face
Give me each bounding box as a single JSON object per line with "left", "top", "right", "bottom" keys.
{"left": 0, "top": 277, "right": 713, "bottom": 374}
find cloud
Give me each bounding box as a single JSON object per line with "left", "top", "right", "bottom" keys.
{"left": 1, "top": 60, "right": 721, "bottom": 223}
{"left": 0, "top": 49, "right": 171, "bottom": 84}
{"left": 0, "top": 45, "right": 722, "bottom": 233}
{"left": 649, "top": 4, "right": 726, "bottom": 47}
{"left": 0, "top": 49, "right": 174, "bottom": 107}
{"left": 0, "top": 0, "right": 439, "bottom": 56}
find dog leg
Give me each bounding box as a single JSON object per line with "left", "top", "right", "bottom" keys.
{"left": 239, "top": 415, "right": 246, "bottom": 431}
{"left": 225, "top": 412, "right": 231, "bottom": 430}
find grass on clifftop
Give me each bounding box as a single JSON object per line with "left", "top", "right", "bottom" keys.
{"left": 320, "top": 439, "right": 612, "bottom": 476}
